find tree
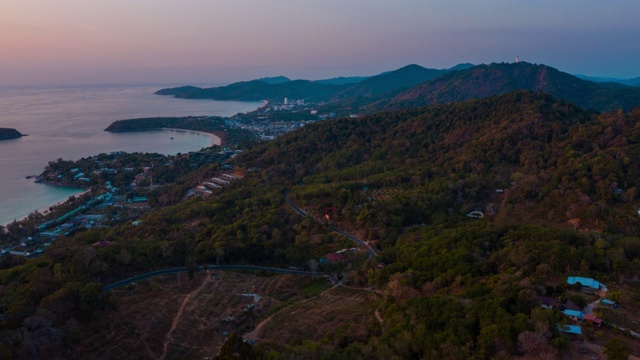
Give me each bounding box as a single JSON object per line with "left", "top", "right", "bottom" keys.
{"left": 214, "top": 334, "right": 256, "bottom": 360}
{"left": 604, "top": 338, "right": 630, "bottom": 360}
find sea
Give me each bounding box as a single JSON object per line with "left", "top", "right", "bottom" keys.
{"left": 0, "top": 85, "right": 261, "bottom": 226}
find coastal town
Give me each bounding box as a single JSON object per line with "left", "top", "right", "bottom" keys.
{"left": 226, "top": 97, "right": 339, "bottom": 140}
{"left": 0, "top": 95, "right": 337, "bottom": 262}
{"left": 0, "top": 146, "right": 243, "bottom": 261}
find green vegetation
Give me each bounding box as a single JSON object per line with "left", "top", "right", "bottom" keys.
{"left": 2, "top": 91, "right": 640, "bottom": 358}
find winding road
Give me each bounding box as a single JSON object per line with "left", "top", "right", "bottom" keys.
{"left": 103, "top": 265, "right": 323, "bottom": 292}
{"left": 103, "top": 192, "right": 375, "bottom": 292}
{"left": 285, "top": 192, "right": 377, "bottom": 259}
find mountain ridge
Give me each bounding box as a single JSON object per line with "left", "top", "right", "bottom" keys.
{"left": 378, "top": 62, "right": 640, "bottom": 112}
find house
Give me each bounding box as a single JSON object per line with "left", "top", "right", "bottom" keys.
{"left": 583, "top": 314, "right": 602, "bottom": 326}
{"left": 539, "top": 296, "right": 559, "bottom": 310}
{"left": 601, "top": 299, "right": 619, "bottom": 309}
{"left": 325, "top": 253, "right": 345, "bottom": 263}
{"left": 563, "top": 309, "right": 584, "bottom": 321}
{"left": 558, "top": 324, "right": 582, "bottom": 335}
{"left": 567, "top": 276, "right": 606, "bottom": 291}
{"left": 562, "top": 300, "right": 581, "bottom": 311}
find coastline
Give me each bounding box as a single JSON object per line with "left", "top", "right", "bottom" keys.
{"left": 161, "top": 128, "right": 222, "bottom": 147}
{"left": 10, "top": 189, "right": 89, "bottom": 226}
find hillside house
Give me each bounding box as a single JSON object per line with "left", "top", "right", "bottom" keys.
{"left": 563, "top": 309, "right": 584, "bottom": 321}
{"left": 558, "top": 324, "right": 582, "bottom": 335}
{"left": 562, "top": 300, "right": 581, "bottom": 311}
{"left": 601, "top": 299, "right": 618, "bottom": 309}
{"left": 539, "top": 296, "right": 559, "bottom": 310}
{"left": 567, "top": 276, "right": 606, "bottom": 291}
{"left": 583, "top": 314, "right": 602, "bottom": 327}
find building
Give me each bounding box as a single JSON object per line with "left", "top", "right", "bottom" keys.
{"left": 583, "top": 314, "right": 602, "bottom": 326}
{"left": 563, "top": 309, "right": 584, "bottom": 321}
{"left": 539, "top": 296, "right": 559, "bottom": 310}
{"left": 557, "top": 324, "right": 582, "bottom": 335}
{"left": 567, "top": 276, "right": 606, "bottom": 291}
{"left": 601, "top": 299, "right": 619, "bottom": 309}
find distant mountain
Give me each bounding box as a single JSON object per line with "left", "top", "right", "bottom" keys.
{"left": 257, "top": 76, "right": 291, "bottom": 84}
{"left": 576, "top": 74, "right": 640, "bottom": 87}
{"left": 155, "top": 64, "right": 464, "bottom": 103}
{"left": 314, "top": 76, "right": 370, "bottom": 85}
{"left": 381, "top": 62, "right": 640, "bottom": 112}
{"left": 333, "top": 64, "right": 447, "bottom": 100}
{"left": 447, "top": 63, "right": 475, "bottom": 71}
{"left": 0, "top": 128, "right": 24, "bottom": 140}
{"left": 159, "top": 79, "right": 351, "bottom": 102}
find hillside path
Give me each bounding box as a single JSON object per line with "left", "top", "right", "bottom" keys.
{"left": 243, "top": 285, "right": 338, "bottom": 342}
{"left": 159, "top": 271, "right": 211, "bottom": 360}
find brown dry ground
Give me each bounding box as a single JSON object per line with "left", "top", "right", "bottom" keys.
{"left": 246, "top": 286, "right": 379, "bottom": 347}
{"left": 62, "top": 271, "right": 380, "bottom": 359}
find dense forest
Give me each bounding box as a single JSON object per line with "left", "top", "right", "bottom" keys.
{"left": 2, "top": 91, "right": 640, "bottom": 358}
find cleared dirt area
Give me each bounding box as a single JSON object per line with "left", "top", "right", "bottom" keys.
{"left": 246, "top": 286, "right": 381, "bottom": 347}
{"left": 63, "top": 271, "right": 377, "bottom": 359}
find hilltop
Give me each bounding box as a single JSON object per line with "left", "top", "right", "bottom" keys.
{"left": 380, "top": 62, "right": 640, "bottom": 112}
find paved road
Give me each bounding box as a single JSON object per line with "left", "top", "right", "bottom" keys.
{"left": 285, "top": 192, "right": 377, "bottom": 259}
{"left": 103, "top": 265, "right": 323, "bottom": 291}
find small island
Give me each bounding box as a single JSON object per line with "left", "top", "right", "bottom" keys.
{"left": 0, "top": 128, "right": 25, "bottom": 140}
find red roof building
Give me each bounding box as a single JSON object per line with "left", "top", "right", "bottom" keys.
{"left": 583, "top": 314, "right": 602, "bottom": 326}
{"left": 325, "top": 253, "right": 345, "bottom": 263}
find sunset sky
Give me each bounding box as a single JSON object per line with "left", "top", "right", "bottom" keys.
{"left": 1, "top": 0, "right": 639, "bottom": 86}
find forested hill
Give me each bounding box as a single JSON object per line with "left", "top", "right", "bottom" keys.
{"left": 241, "top": 90, "right": 640, "bottom": 234}
{"left": 156, "top": 79, "right": 350, "bottom": 101}
{"left": 380, "top": 62, "right": 640, "bottom": 112}
{"left": 331, "top": 64, "right": 448, "bottom": 99}
{"left": 154, "top": 64, "right": 464, "bottom": 102}
{"left": 0, "top": 128, "right": 24, "bottom": 140}
{"left": 4, "top": 91, "right": 640, "bottom": 358}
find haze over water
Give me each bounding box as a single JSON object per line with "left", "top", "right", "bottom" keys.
{"left": 0, "top": 85, "right": 261, "bottom": 225}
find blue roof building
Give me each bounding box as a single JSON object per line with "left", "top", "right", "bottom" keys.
{"left": 557, "top": 324, "right": 582, "bottom": 335}
{"left": 563, "top": 309, "right": 584, "bottom": 319}
{"left": 567, "top": 276, "right": 604, "bottom": 290}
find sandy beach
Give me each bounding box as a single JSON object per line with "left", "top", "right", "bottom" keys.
{"left": 162, "top": 128, "right": 222, "bottom": 147}
{"left": 10, "top": 189, "right": 90, "bottom": 225}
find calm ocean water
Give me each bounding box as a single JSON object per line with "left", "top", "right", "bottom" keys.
{"left": 0, "top": 85, "right": 261, "bottom": 225}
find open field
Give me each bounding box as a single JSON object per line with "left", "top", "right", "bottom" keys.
{"left": 60, "top": 271, "right": 379, "bottom": 359}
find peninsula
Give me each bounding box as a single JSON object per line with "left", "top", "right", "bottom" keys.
{"left": 0, "top": 128, "right": 25, "bottom": 140}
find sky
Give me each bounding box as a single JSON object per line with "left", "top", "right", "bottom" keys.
{"left": 1, "top": 0, "right": 639, "bottom": 87}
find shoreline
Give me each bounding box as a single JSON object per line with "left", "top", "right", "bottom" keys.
{"left": 9, "top": 189, "right": 90, "bottom": 226}
{"left": 160, "top": 128, "right": 222, "bottom": 147}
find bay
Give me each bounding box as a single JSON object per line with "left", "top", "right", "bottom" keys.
{"left": 0, "top": 85, "right": 261, "bottom": 225}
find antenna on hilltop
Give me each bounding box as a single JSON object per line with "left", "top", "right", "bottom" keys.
{"left": 515, "top": 56, "right": 520, "bottom": 63}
